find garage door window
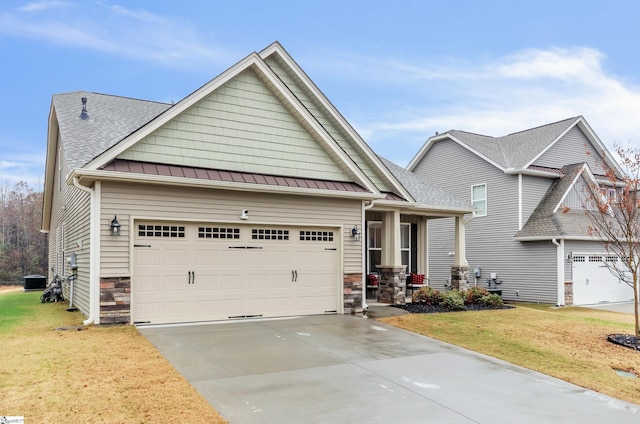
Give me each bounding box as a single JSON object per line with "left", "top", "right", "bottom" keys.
{"left": 199, "top": 227, "right": 240, "bottom": 239}
{"left": 252, "top": 229, "right": 289, "bottom": 240}
{"left": 138, "top": 225, "right": 185, "bottom": 238}
{"left": 299, "top": 230, "right": 334, "bottom": 241}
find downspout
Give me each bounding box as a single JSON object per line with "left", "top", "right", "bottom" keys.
{"left": 552, "top": 238, "right": 565, "bottom": 306}
{"left": 73, "top": 177, "right": 98, "bottom": 325}
{"left": 362, "top": 200, "right": 376, "bottom": 311}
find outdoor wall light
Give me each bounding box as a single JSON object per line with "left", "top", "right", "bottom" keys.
{"left": 110, "top": 215, "right": 121, "bottom": 236}
{"left": 351, "top": 225, "right": 361, "bottom": 241}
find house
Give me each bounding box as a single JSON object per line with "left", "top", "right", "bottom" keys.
{"left": 42, "top": 42, "right": 473, "bottom": 325}
{"left": 407, "top": 116, "right": 634, "bottom": 306}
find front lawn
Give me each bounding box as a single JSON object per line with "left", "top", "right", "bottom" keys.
{"left": 0, "top": 290, "right": 227, "bottom": 423}
{"left": 380, "top": 303, "right": 640, "bottom": 405}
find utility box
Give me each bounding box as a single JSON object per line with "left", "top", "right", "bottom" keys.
{"left": 23, "top": 275, "right": 47, "bottom": 291}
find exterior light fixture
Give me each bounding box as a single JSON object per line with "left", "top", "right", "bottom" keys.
{"left": 110, "top": 215, "right": 121, "bottom": 236}
{"left": 351, "top": 225, "right": 361, "bottom": 241}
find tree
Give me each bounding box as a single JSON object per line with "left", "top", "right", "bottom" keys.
{"left": 580, "top": 145, "right": 640, "bottom": 344}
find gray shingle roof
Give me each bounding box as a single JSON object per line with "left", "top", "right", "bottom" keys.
{"left": 515, "top": 163, "right": 593, "bottom": 239}
{"left": 380, "top": 157, "right": 473, "bottom": 210}
{"left": 53, "top": 91, "right": 171, "bottom": 169}
{"left": 449, "top": 117, "right": 579, "bottom": 170}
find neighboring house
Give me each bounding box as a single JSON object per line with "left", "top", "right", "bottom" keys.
{"left": 407, "top": 116, "right": 634, "bottom": 306}
{"left": 42, "top": 42, "right": 473, "bottom": 325}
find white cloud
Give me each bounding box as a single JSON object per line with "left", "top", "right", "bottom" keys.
{"left": 0, "top": 4, "right": 236, "bottom": 69}
{"left": 338, "top": 47, "right": 640, "bottom": 163}
{"left": 19, "top": 0, "right": 69, "bottom": 12}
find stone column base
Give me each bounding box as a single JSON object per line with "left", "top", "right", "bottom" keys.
{"left": 450, "top": 265, "right": 469, "bottom": 291}
{"left": 377, "top": 265, "right": 407, "bottom": 305}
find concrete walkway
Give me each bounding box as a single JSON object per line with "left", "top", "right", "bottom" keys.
{"left": 139, "top": 314, "right": 639, "bottom": 424}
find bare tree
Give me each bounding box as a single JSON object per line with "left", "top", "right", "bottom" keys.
{"left": 580, "top": 145, "right": 640, "bottom": 343}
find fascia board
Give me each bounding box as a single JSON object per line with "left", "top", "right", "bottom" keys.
{"left": 83, "top": 52, "right": 263, "bottom": 171}
{"left": 575, "top": 117, "right": 625, "bottom": 177}
{"left": 515, "top": 235, "right": 598, "bottom": 242}
{"left": 250, "top": 57, "right": 381, "bottom": 194}
{"left": 259, "top": 43, "right": 409, "bottom": 199}
{"left": 369, "top": 199, "right": 474, "bottom": 215}
{"left": 42, "top": 102, "right": 59, "bottom": 232}
{"left": 504, "top": 168, "right": 562, "bottom": 178}
{"left": 68, "top": 169, "right": 385, "bottom": 201}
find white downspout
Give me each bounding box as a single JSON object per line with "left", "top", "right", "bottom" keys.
{"left": 73, "top": 177, "right": 100, "bottom": 325}
{"left": 552, "top": 238, "right": 565, "bottom": 306}
{"left": 362, "top": 200, "right": 376, "bottom": 311}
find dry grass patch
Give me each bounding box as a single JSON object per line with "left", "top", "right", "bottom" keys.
{"left": 1, "top": 291, "right": 227, "bottom": 423}
{"left": 380, "top": 303, "right": 640, "bottom": 405}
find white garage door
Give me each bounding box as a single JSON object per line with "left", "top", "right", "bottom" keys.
{"left": 133, "top": 222, "right": 340, "bottom": 324}
{"left": 572, "top": 253, "right": 634, "bottom": 305}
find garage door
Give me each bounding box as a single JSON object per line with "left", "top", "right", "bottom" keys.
{"left": 133, "top": 222, "right": 340, "bottom": 324}
{"left": 572, "top": 253, "right": 634, "bottom": 305}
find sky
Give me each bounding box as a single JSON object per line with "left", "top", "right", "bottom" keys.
{"left": 2, "top": 0, "right": 640, "bottom": 187}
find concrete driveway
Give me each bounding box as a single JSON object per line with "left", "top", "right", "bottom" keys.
{"left": 139, "top": 314, "right": 639, "bottom": 423}
{"left": 585, "top": 301, "right": 636, "bottom": 314}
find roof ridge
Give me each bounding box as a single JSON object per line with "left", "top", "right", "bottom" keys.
{"left": 500, "top": 116, "right": 580, "bottom": 138}
{"left": 54, "top": 90, "right": 171, "bottom": 106}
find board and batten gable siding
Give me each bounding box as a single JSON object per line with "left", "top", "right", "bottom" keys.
{"left": 413, "top": 139, "right": 558, "bottom": 303}
{"left": 99, "top": 182, "right": 362, "bottom": 278}
{"left": 118, "top": 69, "right": 349, "bottom": 182}
{"left": 263, "top": 56, "right": 393, "bottom": 193}
{"left": 532, "top": 126, "right": 605, "bottom": 173}
{"left": 49, "top": 138, "right": 92, "bottom": 316}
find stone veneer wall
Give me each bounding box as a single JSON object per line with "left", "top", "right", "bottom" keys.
{"left": 100, "top": 277, "right": 131, "bottom": 324}
{"left": 343, "top": 273, "right": 363, "bottom": 316}
{"left": 564, "top": 281, "right": 573, "bottom": 306}
{"left": 450, "top": 265, "right": 469, "bottom": 291}
{"left": 376, "top": 266, "right": 406, "bottom": 305}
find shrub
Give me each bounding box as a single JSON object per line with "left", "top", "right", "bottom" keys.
{"left": 465, "top": 286, "right": 490, "bottom": 305}
{"left": 441, "top": 290, "right": 466, "bottom": 311}
{"left": 412, "top": 286, "right": 444, "bottom": 305}
{"left": 481, "top": 293, "right": 504, "bottom": 308}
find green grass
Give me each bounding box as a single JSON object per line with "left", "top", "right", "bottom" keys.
{"left": 0, "top": 291, "right": 43, "bottom": 333}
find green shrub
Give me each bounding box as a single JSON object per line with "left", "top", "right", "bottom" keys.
{"left": 481, "top": 293, "right": 504, "bottom": 308}
{"left": 412, "top": 286, "right": 444, "bottom": 305}
{"left": 441, "top": 290, "right": 466, "bottom": 311}
{"left": 465, "top": 286, "right": 490, "bottom": 305}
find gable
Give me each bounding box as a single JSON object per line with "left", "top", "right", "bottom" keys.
{"left": 531, "top": 126, "right": 606, "bottom": 174}
{"left": 262, "top": 54, "right": 394, "bottom": 193}
{"left": 117, "top": 68, "right": 350, "bottom": 182}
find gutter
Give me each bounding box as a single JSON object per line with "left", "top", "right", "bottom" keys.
{"left": 73, "top": 177, "right": 98, "bottom": 326}
{"left": 552, "top": 238, "right": 565, "bottom": 307}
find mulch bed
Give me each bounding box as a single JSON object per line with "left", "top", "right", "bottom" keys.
{"left": 393, "top": 303, "right": 514, "bottom": 314}
{"left": 608, "top": 334, "right": 640, "bottom": 351}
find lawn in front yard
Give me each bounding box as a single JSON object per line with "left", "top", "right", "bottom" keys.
{"left": 380, "top": 303, "right": 640, "bottom": 405}
{"left": 0, "top": 290, "right": 227, "bottom": 423}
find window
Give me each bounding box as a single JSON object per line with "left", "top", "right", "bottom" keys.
{"left": 253, "top": 229, "right": 289, "bottom": 240}
{"left": 138, "top": 225, "right": 185, "bottom": 238}
{"left": 299, "top": 230, "right": 333, "bottom": 241}
{"left": 367, "top": 222, "right": 382, "bottom": 274}
{"left": 199, "top": 227, "right": 240, "bottom": 239}
{"left": 471, "top": 184, "right": 487, "bottom": 216}
{"left": 401, "top": 223, "right": 411, "bottom": 272}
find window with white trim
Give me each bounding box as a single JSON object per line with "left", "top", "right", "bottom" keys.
{"left": 471, "top": 184, "right": 487, "bottom": 216}
{"left": 401, "top": 223, "right": 411, "bottom": 273}
{"left": 367, "top": 222, "right": 382, "bottom": 274}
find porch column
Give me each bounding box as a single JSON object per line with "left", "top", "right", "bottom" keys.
{"left": 450, "top": 215, "right": 469, "bottom": 290}
{"left": 377, "top": 210, "right": 406, "bottom": 305}
{"left": 417, "top": 217, "right": 428, "bottom": 277}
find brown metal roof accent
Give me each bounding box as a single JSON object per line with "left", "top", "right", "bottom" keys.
{"left": 384, "top": 192, "right": 407, "bottom": 201}
{"left": 100, "top": 159, "right": 371, "bottom": 193}
{"left": 527, "top": 165, "right": 564, "bottom": 175}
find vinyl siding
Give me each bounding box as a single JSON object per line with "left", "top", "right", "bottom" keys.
{"left": 564, "top": 240, "right": 609, "bottom": 281}
{"left": 264, "top": 56, "right": 392, "bottom": 192}
{"left": 118, "top": 69, "right": 350, "bottom": 182}
{"left": 99, "top": 182, "right": 362, "bottom": 277}
{"left": 49, "top": 138, "right": 92, "bottom": 315}
{"left": 521, "top": 175, "right": 554, "bottom": 226}
{"left": 415, "top": 140, "right": 558, "bottom": 303}
{"left": 532, "top": 126, "right": 605, "bottom": 173}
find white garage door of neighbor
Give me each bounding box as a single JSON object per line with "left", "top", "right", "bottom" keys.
{"left": 133, "top": 222, "right": 340, "bottom": 324}
{"left": 572, "top": 253, "right": 634, "bottom": 305}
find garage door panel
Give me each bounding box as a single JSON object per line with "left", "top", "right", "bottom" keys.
{"left": 572, "top": 253, "right": 635, "bottom": 305}
{"left": 133, "top": 222, "right": 340, "bottom": 324}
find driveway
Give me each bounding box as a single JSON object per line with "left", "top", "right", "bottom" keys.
{"left": 585, "top": 301, "right": 636, "bottom": 314}
{"left": 139, "top": 314, "right": 639, "bottom": 423}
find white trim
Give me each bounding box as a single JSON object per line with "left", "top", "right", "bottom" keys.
{"left": 471, "top": 183, "right": 487, "bottom": 217}
{"left": 553, "top": 164, "right": 588, "bottom": 213}
{"left": 524, "top": 119, "right": 578, "bottom": 169}
{"left": 552, "top": 238, "right": 565, "bottom": 306}
{"left": 518, "top": 173, "right": 523, "bottom": 230}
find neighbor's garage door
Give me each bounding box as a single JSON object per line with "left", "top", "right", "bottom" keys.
{"left": 133, "top": 222, "right": 340, "bottom": 324}
{"left": 572, "top": 253, "right": 634, "bottom": 305}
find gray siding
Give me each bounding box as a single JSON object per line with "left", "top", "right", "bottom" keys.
{"left": 521, "top": 175, "right": 553, "bottom": 226}
{"left": 533, "top": 127, "right": 605, "bottom": 173}
{"left": 48, "top": 139, "right": 92, "bottom": 316}
{"left": 416, "top": 140, "right": 558, "bottom": 303}
{"left": 100, "top": 182, "right": 363, "bottom": 278}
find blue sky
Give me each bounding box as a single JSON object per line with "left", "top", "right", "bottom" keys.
{"left": 2, "top": 1, "right": 640, "bottom": 187}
